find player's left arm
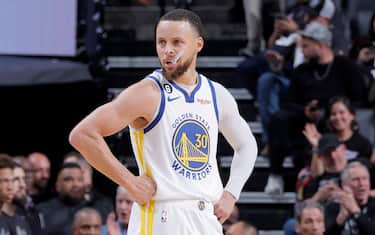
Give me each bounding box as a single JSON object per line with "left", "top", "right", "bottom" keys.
{"left": 213, "top": 83, "right": 258, "bottom": 223}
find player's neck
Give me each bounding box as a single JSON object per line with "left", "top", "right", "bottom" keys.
{"left": 174, "top": 68, "right": 197, "bottom": 86}
{"left": 174, "top": 70, "right": 198, "bottom": 94}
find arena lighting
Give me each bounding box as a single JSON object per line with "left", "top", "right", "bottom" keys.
{"left": 0, "top": 0, "right": 77, "bottom": 56}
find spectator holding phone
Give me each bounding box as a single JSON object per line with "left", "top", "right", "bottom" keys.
{"left": 251, "top": 0, "right": 336, "bottom": 156}
{"left": 350, "top": 12, "right": 375, "bottom": 67}
{"left": 235, "top": 0, "right": 335, "bottom": 100}
{"left": 350, "top": 11, "right": 375, "bottom": 105}
{"left": 264, "top": 21, "right": 368, "bottom": 195}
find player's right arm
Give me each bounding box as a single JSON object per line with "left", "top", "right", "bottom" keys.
{"left": 69, "top": 79, "right": 159, "bottom": 205}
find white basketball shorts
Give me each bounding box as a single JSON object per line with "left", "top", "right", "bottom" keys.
{"left": 127, "top": 199, "right": 223, "bottom": 235}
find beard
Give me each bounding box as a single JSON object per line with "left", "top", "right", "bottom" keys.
{"left": 306, "top": 54, "right": 320, "bottom": 65}
{"left": 59, "top": 192, "right": 84, "bottom": 205}
{"left": 35, "top": 178, "right": 48, "bottom": 190}
{"left": 161, "top": 56, "right": 193, "bottom": 81}
{"left": 13, "top": 195, "right": 27, "bottom": 207}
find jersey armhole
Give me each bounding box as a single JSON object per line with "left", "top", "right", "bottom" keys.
{"left": 207, "top": 79, "right": 219, "bottom": 123}
{"left": 143, "top": 75, "right": 166, "bottom": 133}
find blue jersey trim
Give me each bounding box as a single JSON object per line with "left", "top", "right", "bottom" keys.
{"left": 144, "top": 75, "right": 165, "bottom": 133}
{"left": 154, "top": 69, "right": 202, "bottom": 103}
{"left": 170, "top": 74, "right": 202, "bottom": 103}
{"left": 207, "top": 79, "right": 219, "bottom": 122}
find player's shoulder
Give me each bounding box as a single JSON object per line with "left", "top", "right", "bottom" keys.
{"left": 144, "top": 69, "right": 165, "bottom": 85}
{"left": 200, "top": 74, "right": 226, "bottom": 91}
{"left": 204, "top": 78, "right": 233, "bottom": 99}
{"left": 115, "top": 71, "right": 162, "bottom": 102}
{"left": 131, "top": 70, "right": 164, "bottom": 92}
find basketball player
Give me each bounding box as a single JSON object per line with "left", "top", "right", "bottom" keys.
{"left": 69, "top": 9, "right": 257, "bottom": 234}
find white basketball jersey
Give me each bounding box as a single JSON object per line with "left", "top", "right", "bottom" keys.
{"left": 130, "top": 69, "right": 223, "bottom": 202}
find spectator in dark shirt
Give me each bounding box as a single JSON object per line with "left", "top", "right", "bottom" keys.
{"left": 0, "top": 155, "right": 33, "bottom": 235}
{"left": 2, "top": 162, "right": 44, "bottom": 235}
{"left": 0, "top": 154, "right": 14, "bottom": 209}
{"left": 265, "top": 21, "right": 367, "bottom": 195}
{"left": 0, "top": 154, "right": 16, "bottom": 234}
{"left": 28, "top": 152, "right": 53, "bottom": 203}
{"left": 325, "top": 161, "right": 375, "bottom": 235}
{"left": 63, "top": 152, "right": 93, "bottom": 196}
{"left": 12, "top": 156, "right": 34, "bottom": 196}
{"left": 38, "top": 162, "right": 86, "bottom": 235}
{"left": 63, "top": 151, "right": 112, "bottom": 222}
{"left": 0, "top": 211, "right": 32, "bottom": 235}
{"left": 303, "top": 134, "right": 347, "bottom": 201}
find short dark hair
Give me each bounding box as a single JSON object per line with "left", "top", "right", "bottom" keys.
{"left": 59, "top": 162, "right": 81, "bottom": 172}
{"left": 73, "top": 207, "right": 101, "bottom": 226}
{"left": 57, "top": 162, "right": 81, "bottom": 181}
{"left": 296, "top": 201, "right": 324, "bottom": 223}
{"left": 157, "top": 9, "right": 204, "bottom": 38}
{"left": 63, "top": 151, "right": 84, "bottom": 162}
{"left": 0, "top": 153, "right": 16, "bottom": 170}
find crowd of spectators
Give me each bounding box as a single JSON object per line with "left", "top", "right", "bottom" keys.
{"left": 0, "top": 152, "right": 131, "bottom": 235}
{"left": 233, "top": 0, "right": 375, "bottom": 193}
{"left": 233, "top": 0, "right": 375, "bottom": 234}
{"left": 1, "top": 0, "right": 375, "bottom": 234}
{"left": 0, "top": 152, "right": 259, "bottom": 235}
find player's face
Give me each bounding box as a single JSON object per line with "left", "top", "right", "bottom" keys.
{"left": 156, "top": 20, "right": 203, "bottom": 80}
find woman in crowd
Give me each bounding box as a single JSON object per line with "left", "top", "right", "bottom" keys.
{"left": 303, "top": 96, "right": 374, "bottom": 177}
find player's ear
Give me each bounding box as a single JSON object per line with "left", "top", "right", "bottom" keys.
{"left": 196, "top": 36, "right": 204, "bottom": 53}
